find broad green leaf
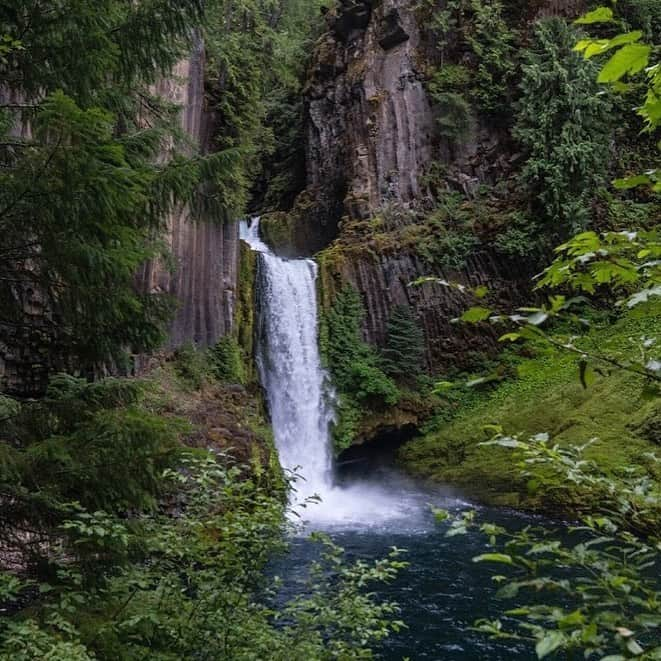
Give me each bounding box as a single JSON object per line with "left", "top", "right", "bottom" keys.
{"left": 460, "top": 306, "right": 492, "bottom": 323}
{"left": 613, "top": 174, "right": 652, "bottom": 189}
{"left": 576, "top": 32, "right": 642, "bottom": 59}
{"left": 598, "top": 44, "right": 652, "bottom": 83}
{"left": 558, "top": 610, "right": 585, "bottom": 629}
{"left": 527, "top": 311, "right": 549, "bottom": 326}
{"left": 574, "top": 7, "right": 613, "bottom": 24}
{"left": 473, "top": 553, "right": 513, "bottom": 565}
{"left": 536, "top": 631, "right": 565, "bottom": 659}
{"left": 626, "top": 639, "right": 644, "bottom": 655}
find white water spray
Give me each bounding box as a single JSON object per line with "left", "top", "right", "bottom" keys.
{"left": 241, "top": 219, "right": 453, "bottom": 528}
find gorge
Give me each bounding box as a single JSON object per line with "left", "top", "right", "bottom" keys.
{"left": 0, "top": 0, "right": 659, "bottom": 659}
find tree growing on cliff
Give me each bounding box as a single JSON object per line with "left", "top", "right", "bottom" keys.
{"left": 514, "top": 18, "right": 612, "bottom": 239}
{"left": 382, "top": 305, "right": 426, "bottom": 380}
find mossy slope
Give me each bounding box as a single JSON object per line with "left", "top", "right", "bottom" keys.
{"left": 399, "top": 314, "right": 661, "bottom": 511}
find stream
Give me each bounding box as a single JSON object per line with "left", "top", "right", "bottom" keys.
{"left": 240, "top": 218, "right": 549, "bottom": 659}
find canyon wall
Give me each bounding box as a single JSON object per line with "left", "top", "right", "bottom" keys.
{"left": 297, "top": 0, "right": 586, "bottom": 373}
{"left": 136, "top": 37, "right": 240, "bottom": 350}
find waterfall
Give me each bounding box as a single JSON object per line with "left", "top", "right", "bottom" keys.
{"left": 240, "top": 219, "right": 334, "bottom": 502}
{"left": 241, "top": 218, "right": 438, "bottom": 527}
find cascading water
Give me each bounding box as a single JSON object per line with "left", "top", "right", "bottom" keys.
{"left": 240, "top": 218, "right": 334, "bottom": 502}
{"left": 240, "top": 218, "right": 447, "bottom": 527}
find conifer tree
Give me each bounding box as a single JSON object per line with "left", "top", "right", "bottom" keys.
{"left": 514, "top": 18, "right": 612, "bottom": 239}
{"left": 382, "top": 305, "right": 426, "bottom": 379}
{"left": 0, "top": 0, "right": 241, "bottom": 383}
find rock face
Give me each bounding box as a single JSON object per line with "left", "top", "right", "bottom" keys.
{"left": 305, "top": 0, "right": 582, "bottom": 372}
{"left": 304, "top": 0, "right": 434, "bottom": 234}
{"left": 136, "top": 39, "right": 239, "bottom": 349}
{"left": 319, "top": 246, "right": 531, "bottom": 372}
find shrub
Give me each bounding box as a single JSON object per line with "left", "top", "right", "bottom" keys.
{"left": 210, "top": 336, "right": 247, "bottom": 384}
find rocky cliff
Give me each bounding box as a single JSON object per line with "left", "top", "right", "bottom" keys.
{"left": 306, "top": 0, "right": 434, "bottom": 224}
{"left": 299, "top": 0, "right": 513, "bottom": 371}
{"left": 273, "top": 0, "right": 588, "bottom": 373}
{"left": 136, "top": 38, "right": 240, "bottom": 350}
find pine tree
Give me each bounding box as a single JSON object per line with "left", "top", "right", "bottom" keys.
{"left": 382, "top": 305, "right": 426, "bottom": 379}
{"left": 0, "top": 1, "right": 241, "bottom": 383}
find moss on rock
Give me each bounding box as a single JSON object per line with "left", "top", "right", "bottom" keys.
{"left": 235, "top": 242, "right": 257, "bottom": 384}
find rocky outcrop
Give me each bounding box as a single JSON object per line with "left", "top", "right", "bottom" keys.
{"left": 294, "top": 0, "right": 434, "bottom": 248}
{"left": 304, "top": 0, "right": 587, "bottom": 372}
{"left": 135, "top": 38, "right": 239, "bottom": 349}
{"left": 296, "top": 0, "right": 588, "bottom": 235}
{"left": 318, "top": 245, "right": 530, "bottom": 372}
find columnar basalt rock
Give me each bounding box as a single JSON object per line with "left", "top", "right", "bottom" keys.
{"left": 136, "top": 39, "right": 239, "bottom": 349}
{"left": 304, "top": 0, "right": 434, "bottom": 235}
{"left": 318, "top": 245, "right": 531, "bottom": 372}
{"left": 304, "top": 0, "right": 581, "bottom": 372}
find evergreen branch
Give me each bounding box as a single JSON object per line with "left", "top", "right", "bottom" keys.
{"left": 0, "top": 131, "right": 62, "bottom": 222}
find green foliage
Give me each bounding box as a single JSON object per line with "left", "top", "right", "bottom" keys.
{"left": 0, "top": 375, "right": 182, "bottom": 577}
{"left": 324, "top": 287, "right": 397, "bottom": 404}
{"left": 400, "top": 309, "right": 661, "bottom": 508}
{"left": 173, "top": 337, "right": 250, "bottom": 389}
{"left": 492, "top": 211, "right": 544, "bottom": 259}
{"left": 210, "top": 335, "right": 247, "bottom": 384}
{"left": 573, "top": 5, "right": 660, "bottom": 192}
{"left": 205, "top": 0, "right": 327, "bottom": 212}
{"left": 463, "top": 0, "right": 517, "bottom": 117}
{"left": 441, "top": 433, "right": 661, "bottom": 660}
{"left": 422, "top": 0, "right": 517, "bottom": 120}
{"left": 418, "top": 192, "right": 481, "bottom": 270}
{"left": 0, "top": 1, "right": 246, "bottom": 379}
{"left": 426, "top": 67, "right": 472, "bottom": 142}
{"left": 322, "top": 286, "right": 400, "bottom": 450}
{"left": 514, "top": 18, "right": 612, "bottom": 236}
{"left": 619, "top": 0, "right": 661, "bottom": 39}
{"left": 0, "top": 452, "right": 405, "bottom": 659}
{"left": 172, "top": 343, "right": 210, "bottom": 390}
{"left": 382, "top": 305, "right": 426, "bottom": 379}
{"left": 539, "top": 229, "right": 661, "bottom": 312}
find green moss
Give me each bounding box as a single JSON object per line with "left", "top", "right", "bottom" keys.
{"left": 399, "top": 314, "right": 661, "bottom": 512}
{"left": 235, "top": 242, "right": 257, "bottom": 383}
{"left": 259, "top": 211, "right": 296, "bottom": 253}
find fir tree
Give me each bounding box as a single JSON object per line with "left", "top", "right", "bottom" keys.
{"left": 382, "top": 305, "right": 426, "bottom": 379}
{"left": 0, "top": 0, "right": 241, "bottom": 382}
{"left": 514, "top": 18, "right": 612, "bottom": 239}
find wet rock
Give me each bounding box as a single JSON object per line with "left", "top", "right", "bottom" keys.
{"left": 330, "top": 0, "right": 373, "bottom": 42}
